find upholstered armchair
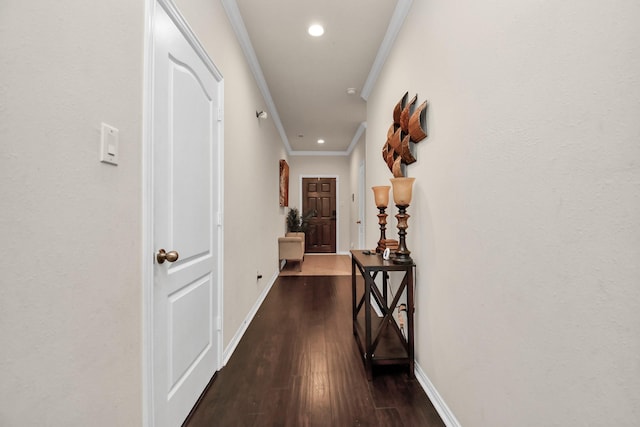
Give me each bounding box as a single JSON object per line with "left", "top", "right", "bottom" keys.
{"left": 278, "top": 232, "right": 305, "bottom": 271}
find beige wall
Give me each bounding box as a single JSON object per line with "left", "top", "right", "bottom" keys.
{"left": 366, "top": 0, "right": 640, "bottom": 425}
{"left": 288, "top": 155, "right": 352, "bottom": 253}
{"left": 4, "top": 0, "right": 638, "bottom": 425}
{"left": 0, "top": 1, "right": 144, "bottom": 425}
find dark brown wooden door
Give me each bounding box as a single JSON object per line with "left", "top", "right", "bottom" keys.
{"left": 303, "top": 177, "right": 336, "bottom": 253}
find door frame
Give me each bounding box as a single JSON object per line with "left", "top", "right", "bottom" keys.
{"left": 358, "top": 160, "right": 366, "bottom": 249}
{"left": 299, "top": 174, "right": 340, "bottom": 254}
{"left": 142, "top": 1, "right": 225, "bottom": 425}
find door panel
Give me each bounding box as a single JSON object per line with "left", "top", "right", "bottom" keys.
{"left": 171, "top": 63, "right": 213, "bottom": 260}
{"left": 168, "top": 274, "right": 211, "bottom": 392}
{"left": 303, "top": 177, "right": 336, "bottom": 253}
{"left": 152, "top": 3, "right": 221, "bottom": 426}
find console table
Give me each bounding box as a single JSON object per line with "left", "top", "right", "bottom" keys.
{"left": 350, "top": 250, "right": 415, "bottom": 380}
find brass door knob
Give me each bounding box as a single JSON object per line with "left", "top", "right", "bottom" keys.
{"left": 157, "top": 249, "right": 179, "bottom": 264}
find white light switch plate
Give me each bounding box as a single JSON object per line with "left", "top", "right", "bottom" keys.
{"left": 100, "top": 123, "right": 119, "bottom": 165}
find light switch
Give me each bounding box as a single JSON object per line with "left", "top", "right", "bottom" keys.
{"left": 100, "top": 123, "right": 119, "bottom": 165}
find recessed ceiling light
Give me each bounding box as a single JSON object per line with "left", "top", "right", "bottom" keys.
{"left": 308, "top": 24, "right": 324, "bottom": 37}
{"left": 317, "top": 139, "right": 325, "bottom": 144}
{"left": 346, "top": 88, "right": 357, "bottom": 95}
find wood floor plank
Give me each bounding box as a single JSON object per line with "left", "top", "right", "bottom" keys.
{"left": 184, "top": 275, "right": 444, "bottom": 427}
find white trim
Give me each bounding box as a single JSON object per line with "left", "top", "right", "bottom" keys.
{"left": 222, "top": 270, "right": 279, "bottom": 364}
{"left": 346, "top": 122, "right": 367, "bottom": 155}
{"left": 142, "top": 2, "right": 154, "bottom": 426}
{"left": 215, "top": 77, "right": 226, "bottom": 386}
{"left": 143, "top": 1, "right": 225, "bottom": 425}
{"left": 414, "top": 362, "right": 462, "bottom": 427}
{"left": 160, "top": 0, "right": 223, "bottom": 78}
{"left": 360, "top": 0, "right": 413, "bottom": 101}
{"left": 289, "top": 150, "right": 350, "bottom": 157}
{"left": 287, "top": 122, "right": 367, "bottom": 157}
{"left": 358, "top": 159, "right": 366, "bottom": 249}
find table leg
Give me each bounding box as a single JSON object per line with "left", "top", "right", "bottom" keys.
{"left": 407, "top": 266, "right": 415, "bottom": 378}
{"left": 364, "top": 272, "right": 373, "bottom": 381}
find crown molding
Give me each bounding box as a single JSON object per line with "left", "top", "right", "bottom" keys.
{"left": 345, "top": 122, "right": 367, "bottom": 155}
{"left": 221, "top": 0, "right": 292, "bottom": 153}
{"left": 289, "top": 150, "right": 350, "bottom": 157}
{"left": 223, "top": 0, "right": 407, "bottom": 155}
{"left": 289, "top": 121, "right": 366, "bottom": 156}
{"left": 360, "top": 0, "right": 413, "bottom": 101}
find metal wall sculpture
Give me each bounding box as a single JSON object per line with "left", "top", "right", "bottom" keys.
{"left": 382, "top": 91, "right": 428, "bottom": 177}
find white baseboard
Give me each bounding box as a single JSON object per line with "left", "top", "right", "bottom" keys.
{"left": 222, "top": 270, "right": 279, "bottom": 365}
{"left": 414, "top": 362, "right": 462, "bottom": 427}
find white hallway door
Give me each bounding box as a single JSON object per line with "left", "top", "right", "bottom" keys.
{"left": 151, "top": 2, "right": 222, "bottom": 426}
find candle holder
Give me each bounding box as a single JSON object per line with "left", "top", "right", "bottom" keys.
{"left": 390, "top": 177, "right": 415, "bottom": 265}
{"left": 372, "top": 186, "right": 390, "bottom": 253}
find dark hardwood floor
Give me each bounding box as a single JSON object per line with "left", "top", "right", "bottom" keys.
{"left": 184, "top": 275, "right": 445, "bottom": 427}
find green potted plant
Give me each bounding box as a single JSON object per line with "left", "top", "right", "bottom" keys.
{"left": 286, "top": 207, "right": 316, "bottom": 233}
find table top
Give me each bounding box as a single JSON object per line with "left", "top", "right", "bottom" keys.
{"left": 350, "top": 250, "right": 415, "bottom": 271}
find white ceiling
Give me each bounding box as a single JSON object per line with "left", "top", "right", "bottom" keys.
{"left": 224, "top": 0, "right": 412, "bottom": 155}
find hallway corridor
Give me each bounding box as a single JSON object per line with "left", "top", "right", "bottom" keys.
{"left": 184, "top": 275, "right": 444, "bottom": 426}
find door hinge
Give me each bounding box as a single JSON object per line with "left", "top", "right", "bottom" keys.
{"left": 217, "top": 107, "right": 223, "bottom": 122}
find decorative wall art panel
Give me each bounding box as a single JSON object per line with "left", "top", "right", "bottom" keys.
{"left": 382, "top": 92, "right": 428, "bottom": 177}
{"left": 279, "top": 159, "right": 289, "bottom": 207}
